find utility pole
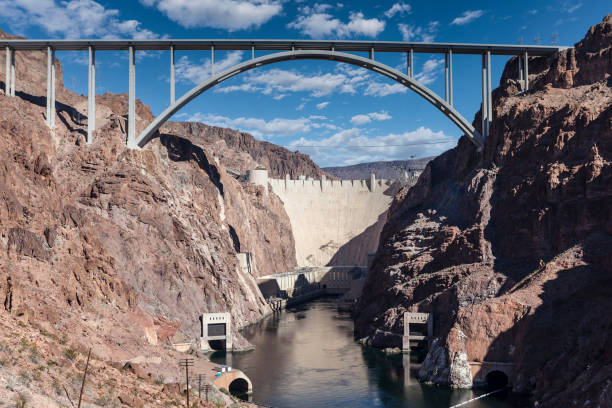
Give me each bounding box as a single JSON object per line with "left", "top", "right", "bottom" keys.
{"left": 77, "top": 348, "right": 91, "bottom": 408}
{"left": 178, "top": 358, "right": 194, "bottom": 408}
{"left": 196, "top": 374, "right": 207, "bottom": 400}
{"left": 203, "top": 383, "right": 212, "bottom": 402}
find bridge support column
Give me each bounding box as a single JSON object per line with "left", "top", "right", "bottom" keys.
{"left": 46, "top": 47, "right": 55, "bottom": 128}
{"left": 407, "top": 48, "right": 413, "bottom": 78}
{"left": 6, "top": 46, "right": 15, "bottom": 97}
{"left": 87, "top": 46, "right": 95, "bottom": 143}
{"left": 46, "top": 47, "right": 52, "bottom": 126}
{"left": 4, "top": 47, "right": 10, "bottom": 95}
{"left": 211, "top": 45, "right": 215, "bottom": 76}
{"left": 369, "top": 47, "right": 374, "bottom": 60}
{"left": 486, "top": 51, "right": 492, "bottom": 130}
{"left": 523, "top": 51, "right": 529, "bottom": 91}
{"left": 481, "top": 51, "right": 492, "bottom": 138}
{"left": 10, "top": 47, "right": 15, "bottom": 97}
{"left": 170, "top": 45, "right": 175, "bottom": 104}
{"left": 518, "top": 55, "right": 523, "bottom": 90}
{"left": 445, "top": 49, "right": 453, "bottom": 105}
{"left": 128, "top": 46, "right": 136, "bottom": 147}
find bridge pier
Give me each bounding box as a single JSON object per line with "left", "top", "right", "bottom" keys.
{"left": 481, "top": 51, "right": 492, "bottom": 138}
{"left": 407, "top": 48, "right": 414, "bottom": 78}
{"left": 523, "top": 51, "right": 529, "bottom": 90}
{"left": 5, "top": 46, "right": 15, "bottom": 97}
{"left": 445, "top": 49, "right": 453, "bottom": 105}
{"left": 87, "top": 46, "right": 95, "bottom": 143}
{"left": 128, "top": 46, "right": 136, "bottom": 147}
{"left": 46, "top": 47, "right": 56, "bottom": 128}
{"left": 170, "top": 45, "right": 175, "bottom": 104}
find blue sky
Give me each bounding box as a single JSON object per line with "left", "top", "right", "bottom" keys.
{"left": 0, "top": 0, "right": 608, "bottom": 167}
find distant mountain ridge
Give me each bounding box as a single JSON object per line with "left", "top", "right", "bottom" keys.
{"left": 324, "top": 157, "right": 434, "bottom": 180}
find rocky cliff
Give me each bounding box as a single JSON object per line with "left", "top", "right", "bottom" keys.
{"left": 0, "top": 28, "right": 319, "bottom": 406}
{"left": 164, "top": 121, "right": 333, "bottom": 180}
{"left": 355, "top": 14, "right": 612, "bottom": 407}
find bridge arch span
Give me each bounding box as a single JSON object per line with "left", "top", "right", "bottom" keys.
{"left": 132, "top": 50, "right": 484, "bottom": 150}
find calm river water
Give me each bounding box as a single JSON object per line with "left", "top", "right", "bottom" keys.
{"left": 210, "top": 298, "right": 516, "bottom": 408}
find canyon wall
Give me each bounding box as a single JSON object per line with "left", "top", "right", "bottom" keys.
{"left": 355, "top": 14, "right": 612, "bottom": 407}
{"left": 0, "top": 28, "right": 329, "bottom": 406}
{"left": 268, "top": 176, "right": 396, "bottom": 266}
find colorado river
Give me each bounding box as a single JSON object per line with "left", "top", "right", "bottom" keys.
{"left": 210, "top": 298, "right": 516, "bottom": 408}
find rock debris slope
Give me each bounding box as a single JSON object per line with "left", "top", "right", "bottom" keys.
{"left": 355, "top": 14, "right": 612, "bottom": 407}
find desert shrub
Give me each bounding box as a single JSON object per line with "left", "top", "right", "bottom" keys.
{"left": 64, "top": 348, "right": 78, "bottom": 361}
{"left": 13, "top": 392, "right": 27, "bottom": 408}
{"left": 18, "top": 370, "right": 32, "bottom": 386}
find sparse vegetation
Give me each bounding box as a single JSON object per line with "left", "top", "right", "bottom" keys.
{"left": 64, "top": 348, "right": 78, "bottom": 361}
{"left": 18, "top": 370, "right": 32, "bottom": 386}
{"left": 13, "top": 392, "right": 27, "bottom": 408}
{"left": 52, "top": 378, "right": 62, "bottom": 396}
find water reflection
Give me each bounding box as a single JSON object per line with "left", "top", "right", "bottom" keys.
{"left": 210, "top": 299, "right": 516, "bottom": 408}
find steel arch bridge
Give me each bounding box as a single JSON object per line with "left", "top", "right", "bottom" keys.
{"left": 1, "top": 39, "right": 567, "bottom": 151}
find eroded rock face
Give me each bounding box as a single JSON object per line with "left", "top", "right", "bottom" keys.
{"left": 355, "top": 14, "right": 612, "bottom": 406}
{"left": 0, "top": 26, "right": 317, "bottom": 389}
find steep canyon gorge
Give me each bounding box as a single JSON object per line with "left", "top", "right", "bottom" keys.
{"left": 0, "top": 13, "right": 610, "bottom": 408}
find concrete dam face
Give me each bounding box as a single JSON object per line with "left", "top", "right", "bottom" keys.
{"left": 249, "top": 169, "right": 394, "bottom": 267}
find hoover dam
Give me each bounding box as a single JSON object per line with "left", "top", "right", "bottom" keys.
{"left": 248, "top": 167, "right": 396, "bottom": 267}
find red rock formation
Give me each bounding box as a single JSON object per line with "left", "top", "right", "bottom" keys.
{"left": 0, "top": 27, "right": 316, "bottom": 405}
{"left": 355, "top": 14, "right": 612, "bottom": 407}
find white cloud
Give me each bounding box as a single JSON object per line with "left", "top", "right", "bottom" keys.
{"left": 316, "top": 101, "right": 330, "bottom": 110}
{"left": 563, "top": 2, "right": 582, "bottom": 13}
{"left": 398, "top": 21, "right": 439, "bottom": 42}
{"left": 141, "top": 0, "right": 282, "bottom": 31}
{"left": 288, "top": 7, "right": 385, "bottom": 38}
{"left": 0, "top": 0, "right": 157, "bottom": 38}
{"left": 184, "top": 113, "right": 339, "bottom": 139}
{"left": 350, "top": 111, "right": 391, "bottom": 125}
{"left": 414, "top": 58, "right": 444, "bottom": 85}
{"left": 385, "top": 3, "right": 411, "bottom": 18}
{"left": 364, "top": 82, "right": 407, "bottom": 97}
{"left": 175, "top": 51, "right": 244, "bottom": 84}
{"left": 350, "top": 114, "right": 371, "bottom": 125}
{"left": 450, "top": 10, "right": 485, "bottom": 26}
{"left": 215, "top": 67, "right": 368, "bottom": 98}
{"left": 288, "top": 127, "right": 455, "bottom": 166}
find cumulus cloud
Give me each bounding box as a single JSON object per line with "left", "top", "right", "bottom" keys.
{"left": 384, "top": 3, "right": 411, "bottom": 18}
{"left": 450, "top": 10, "right": 485, "bottom": 26}
{"left": 175, "top": 51, "right": 244, "bottom": 84}
{"left": 350, "top": 111, "right": 391, "bottom": 125}
{"left": 140, "top": 0, "right": 282, "bottom": 31}
{"left": 414, "top": 58, "right": 444, "bottom": 85}
{"left": 0, "top": 0, "right": 157, "bottom": 38}
{"left": 215, "top": 66, "right": 370, "bottom": 98}
{"left": 316, "top": 101, "right": 330, "bottom": 110}
{"left": 184, "top": 113, "right": 337, "bottom": 139}
{"left": 288, "top": 6, "right": 385, "bottom": 38}
{"left": 398, "top": 21, "right": 439, "bottom": 42}
{"left": 364, "top": 82, "right": 407, "bottom": 97}
{"left": 288, "top": 127, "right": 455, "bottom": 166}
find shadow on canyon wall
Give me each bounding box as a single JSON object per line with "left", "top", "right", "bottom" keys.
{"left": 159, "top": 133, "right": 225, "bottom": 196}
{"left": 328, "top": 211, "right": 388, "bottom": 266}
{"left": 483, "top": 232, "right": 612, "bottom": 405}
